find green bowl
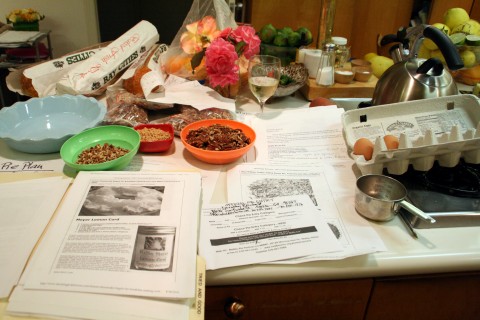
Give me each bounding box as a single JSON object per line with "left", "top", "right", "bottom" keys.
{"left": 260, "top": 43, "right": 297, "bottom": 66}
{"left": 60, "top": 125, "right": 140, "bottom": 171}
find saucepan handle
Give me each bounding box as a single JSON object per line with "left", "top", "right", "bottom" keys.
{"left": 399, "top": 199, "right": 436, "bottom": 223}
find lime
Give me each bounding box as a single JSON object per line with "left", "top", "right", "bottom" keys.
{"left": 273, "top": 33, "right": 288, "bottom": 47}
{"left": 287, "top": 32, "right": 301, "bottom": 47}
{"left": 279, "top": 27, "right": 294, "bottom": 35}
{"left": 443, "top": 8, "right": 470, "bottom": 30}
{"left": 296, "top": 27, "right": 313, "bottom": 46}
{"left": 450, "top": 33, "right": 466, "bottom": 45}
{"left": 259, "top": 24, "right": 277, "bottom": 44}
{"left": 466, "top": 34, "right": 480, "bottom": 46}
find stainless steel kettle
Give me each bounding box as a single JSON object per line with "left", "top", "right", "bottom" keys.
{"left": 371, "top": 25, "right": 464, "bottom": 105}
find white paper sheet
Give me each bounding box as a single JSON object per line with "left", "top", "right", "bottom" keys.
{"left": 0, "top": 176, "right": 71, "bottom": 298}
{"left": 149, "top": 76, "right": 236, "bottom": 112}
{"left": 0, "top": 140, "right": 66, "bottom": 173}
{"left": 199, "top": 195, "right": 342, "bottom": 269}
{"left": 226, "top": 163, "right": 387, "bottom": 262}
{"left": 0, "top": 30, "right": 41, "bottom": 43}
{"left": 7, "top": 256, "right": 206, "bottom": 320}
{"left": 19, "top": 171, "right": 201, "bottom": 299}
{"left": 247, "top": 106, "right": 350, "bottom": 164}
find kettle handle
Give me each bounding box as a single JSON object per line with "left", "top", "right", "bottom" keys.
{"left": 416, "top": 58, "right": 444, "bottom": 76}
{"left": 423, "top": 26, "right": 464, "bottom": 70}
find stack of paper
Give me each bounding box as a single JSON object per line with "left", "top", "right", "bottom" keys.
{"left": 6, "top": 171, "right": 204, "bottom": 320}
{"left": 199, "top": 106, "right": 386, "bottom": 269}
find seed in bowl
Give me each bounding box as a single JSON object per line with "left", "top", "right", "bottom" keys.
{"left": 186, "top": 124, "right": 251, "bottom": 151}
{"left": 137, "top": 127, "right": 172, "bottom": 142}
{"left": 76, "top": 143, "right": 130, "bottom": 165}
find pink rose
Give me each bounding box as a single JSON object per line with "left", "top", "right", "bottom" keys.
{"left": 231, "top": 25, "right": 261, "bottom": 59}
{"left": 205, "top": 38, "right": 239, "bottom": 88}
{"left": 219, "top": 27, "right": 232, "bottom": 39}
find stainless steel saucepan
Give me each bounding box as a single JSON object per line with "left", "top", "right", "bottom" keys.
{"left": 355, "top": 174, "right": 436, "bottom": 224}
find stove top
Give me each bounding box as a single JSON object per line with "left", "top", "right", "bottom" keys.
{"left": 387, "top": 160, "right": 480, "bottom": 228}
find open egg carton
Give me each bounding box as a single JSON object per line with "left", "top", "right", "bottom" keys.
{"left": 341, "top": 94, "right": 480, "bottom": 175}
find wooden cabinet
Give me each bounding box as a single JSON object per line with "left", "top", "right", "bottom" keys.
{"left": 427, "top": 0, "right": 478, "bottom": 24}
{"left": 246, "top": 0, "right": 414, "bottom": 59}
{"left": 246, "top": 0, "right": 479, "bottom": 60}
{"left": 365, "top": 272, "right": 480, "bottom": 320}
{"left": 206, "top": 279, "right": 372, "bottom": 319}
{"left": 205, "top": 272, "right": 480, "bottom": 319}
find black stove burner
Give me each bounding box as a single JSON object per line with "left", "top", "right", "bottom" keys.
{"left": 386, "top": 160, "right": 480, "bottom": 213}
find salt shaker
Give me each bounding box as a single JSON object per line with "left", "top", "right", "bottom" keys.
{"left": 315, "top": 43, "right": 336, "bottom": 87}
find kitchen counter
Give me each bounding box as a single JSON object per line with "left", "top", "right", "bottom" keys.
{"left": 1, "top": 89, "right": 480, "bottom": 319}
{"left": 206, "top": 216, "right": 480, "bottom": 286}
{"left": 207, "top": 90, "right": 480, "bottom": 286}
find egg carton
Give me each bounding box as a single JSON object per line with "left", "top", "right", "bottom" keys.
{"left": 341, "top": 94, "right": 480, "bottom": 175}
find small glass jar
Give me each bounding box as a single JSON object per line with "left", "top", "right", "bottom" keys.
{"left": 315, "top": 43, "right": 336, "bottom": 87}
{"left": 132, "top": 226, "right": 176, "bottom": 271}
{"left": 332, "top": 36, "right": 350, "bottom": 68}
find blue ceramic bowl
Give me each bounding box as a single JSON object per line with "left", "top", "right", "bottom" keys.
{"left": 0, "top": 95, "right": 106, "bottom": 153}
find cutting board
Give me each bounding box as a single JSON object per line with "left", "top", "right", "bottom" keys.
{"left": 300, "top": 76, "right": 378, "bottom": 101}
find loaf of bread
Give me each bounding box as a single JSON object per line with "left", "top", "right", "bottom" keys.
{"left": 56, "top": 20, "right": 159, "bottom": 96}
{"left": 19, "top": 45, "right": 104, "bottom": 97}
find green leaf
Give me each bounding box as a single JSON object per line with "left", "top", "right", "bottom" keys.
{"left": 191, "top": 49, "right": 206, "bottom": 74}
{"left": 235, "top": 41, "right": 246, "bottom": 56}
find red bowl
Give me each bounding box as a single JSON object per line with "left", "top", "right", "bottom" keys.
{"left": 134, "top": 123, "right": 174, "bottom": 153}
{"left": 180, "top": 119, "right": 256, "bottom": 165}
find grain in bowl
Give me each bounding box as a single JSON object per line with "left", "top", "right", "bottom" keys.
{"left": 134, "top": 123, "right": 174, "bottom": 153}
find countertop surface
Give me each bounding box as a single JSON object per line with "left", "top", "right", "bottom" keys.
{"left": 207, "top": 91, "right": 480, "bottom": 286}
{"left": 1, "top": 89, "right": 480, "bottom": 293}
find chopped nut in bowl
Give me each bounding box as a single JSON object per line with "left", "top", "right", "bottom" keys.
{"left": 180, "top": 119, "right": 256, "bottom": 165}
{"left": 60, "top": 125, "right": 140, "bottom": 171}
{"left": 273, "top": 63, "right": 308, "bottom": 97}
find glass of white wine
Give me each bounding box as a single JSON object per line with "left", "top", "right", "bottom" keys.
{"left": 248, "top": 55, "right": 281, "bottom": 112}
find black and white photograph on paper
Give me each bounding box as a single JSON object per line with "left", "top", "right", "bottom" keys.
{"left": 247, "top": 178, "right": 318, "bottom": 205}
{"left": 79, "top": 185, "right": 165, "bottom": 216}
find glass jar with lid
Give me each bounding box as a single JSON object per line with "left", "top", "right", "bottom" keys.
{"left": 332, "top": 36, "right": 350, "bottom": 68}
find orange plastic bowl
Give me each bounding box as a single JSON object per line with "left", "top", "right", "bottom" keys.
{"left": 180, "top": 119, "right": 256, "bottom": 165}
{"left": 134, "top": 123, "right": 174, "bottom": 153}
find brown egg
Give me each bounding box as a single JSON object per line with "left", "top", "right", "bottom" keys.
{"left": 309, "top": 97, "right": 334, "bottom": 107}
{"left": 383, "top": 135, "right": 399, "bottom": 150}
{"left": 353, "top": 138, "right": 374, "bottom": 161}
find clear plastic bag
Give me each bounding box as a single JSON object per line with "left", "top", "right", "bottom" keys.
{"left": 161, "top": 0, "right": 237, "bottom": 81}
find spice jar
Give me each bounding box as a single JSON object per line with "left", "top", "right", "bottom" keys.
{"left": 132, "top": 226, "right": 176, "bottom": 271}
{"left": 315, "top": 43, "right": 336, "bottom": 87}
{"left": 332, "top": 36, "right": 350, "bottom": 68}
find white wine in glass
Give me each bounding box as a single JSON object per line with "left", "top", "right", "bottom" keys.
{"left": 248, "top": 55, "right": 281, "bottom": 112}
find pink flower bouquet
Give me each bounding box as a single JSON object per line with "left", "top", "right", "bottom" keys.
{"left": 163, "top": 16, "right": 260, "bottom": 94}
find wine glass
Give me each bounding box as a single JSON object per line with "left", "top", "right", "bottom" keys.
{"left": 248, "top": 55, "right": 281, "bottom": 112}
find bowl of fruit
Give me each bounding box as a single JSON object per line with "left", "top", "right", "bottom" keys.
{"left": 417, "top": 7, "right": 480, "bottom": 85}
{"left": 273, "top": 63, "right": 308, "bottom": 97}
{"left": 259, "top": 24, "right": 313, "bottom": 66}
